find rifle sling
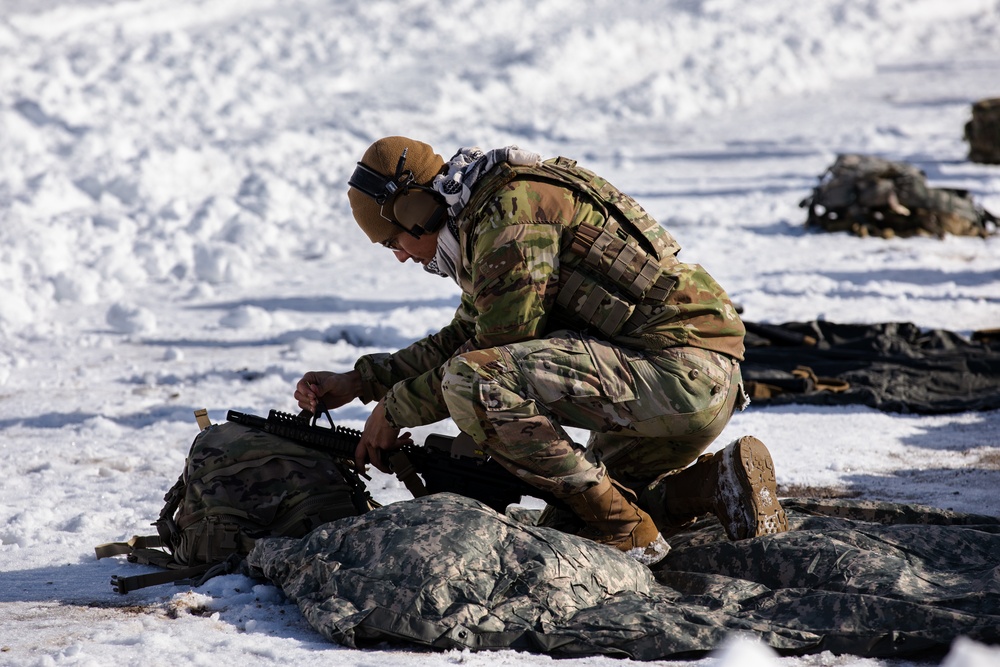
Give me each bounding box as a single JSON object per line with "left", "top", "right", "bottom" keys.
{"left": 389, "top": 451, "right": 428, "bottom": 497}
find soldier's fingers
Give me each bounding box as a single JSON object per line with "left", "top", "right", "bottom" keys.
{"left": 292, "top": 387, "right": 315, "bottom": 410}
{"left": 354, "top": 441, "right": 369, "bottom": 475}
{"left": 293, "top": 381, "right": 313, "bottom": 401}
{"left": 297, "top": 372, "right": 329, "bottom": 396}
{"left": 368, "top": 442, "right": 389, "bottom": 473}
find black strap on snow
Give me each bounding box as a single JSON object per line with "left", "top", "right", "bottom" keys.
{"left": 111, "top": 563, "right": 215, "bottom": 594}
{"left": 99, "top": 533, "right": 241, "bottom": 594}
{"left": 107, "top": 551, "right": 246, "bottom": 594}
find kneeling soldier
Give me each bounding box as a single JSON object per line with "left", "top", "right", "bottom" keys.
{"left": 295, "top": 137, "right": 788, "bottom": 565}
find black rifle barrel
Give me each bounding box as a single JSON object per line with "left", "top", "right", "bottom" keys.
{"left": 226, "top": 409, "right": 556, "bottom": 512}
{"left": 227, "top": 409, "right": 361, "bottom": 458}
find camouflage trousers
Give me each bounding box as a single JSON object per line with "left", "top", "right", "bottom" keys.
{"left": 440, "top": 331, "right": 744, "bottom": 497}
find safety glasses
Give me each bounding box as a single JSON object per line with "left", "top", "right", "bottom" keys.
{"left": 349, "top": 149, "right": 445, "bottom": 238}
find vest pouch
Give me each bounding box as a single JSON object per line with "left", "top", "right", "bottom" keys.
{"left": 570, "top": 222, "right": 662, "bottom": 300}
{"left": 557, "top": 270, "right": 635, "bottom": 338}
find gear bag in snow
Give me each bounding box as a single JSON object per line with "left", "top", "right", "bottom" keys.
{"left": 800, "top": 153, "right": 996, "bottom": 238}
{"left": 96, "top": 411, "right": 372, "bottom": 593}
{"left": 965, "top": 97, "right": 1000, "bottom": 165}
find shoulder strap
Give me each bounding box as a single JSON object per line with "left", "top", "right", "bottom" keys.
{"left": 95, "top": 534, "right": 163, "bottom": 559}
{"left": 465, "top": 158, "right": 680, "bottom": 260}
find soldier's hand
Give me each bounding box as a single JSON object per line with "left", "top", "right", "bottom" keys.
{"left": 294, "top": 370, "right": 361, "bottom": 412}
{"left": 355, "top": 400, "right": 405, "bottom": 474}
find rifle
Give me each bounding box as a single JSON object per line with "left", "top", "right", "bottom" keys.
{"left": 226, "top": 409, "right": 557, "bottom": 513}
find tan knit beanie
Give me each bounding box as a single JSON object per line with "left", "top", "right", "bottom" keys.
{"left": 348, "top": 136, "right": 445, "bottom": 244}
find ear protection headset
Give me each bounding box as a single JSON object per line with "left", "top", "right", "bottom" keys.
{"left": 348, "top": 148, "right": 448, "bottom": 238}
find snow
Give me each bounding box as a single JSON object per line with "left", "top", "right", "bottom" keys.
{"left": 2, "top": 0, "right": 999, "bottom": 665}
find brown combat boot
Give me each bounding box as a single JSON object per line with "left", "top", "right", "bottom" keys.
{"left": 562, "top": 476, "right": 670, "bottom": 566}
{"left": 639, "top": 436, "right": 788, "bottom": 541}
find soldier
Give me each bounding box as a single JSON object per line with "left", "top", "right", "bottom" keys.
{"left": 295, "top": 136, "right": 788, "bottom": 565}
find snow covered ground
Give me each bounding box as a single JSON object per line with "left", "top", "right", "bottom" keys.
{"left": 2, "top": 0, "right": 1000, "bottom": 665}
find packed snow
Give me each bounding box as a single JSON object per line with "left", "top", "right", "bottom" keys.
{"left": 2, "top": 0, "right": 999, "bottom": 665}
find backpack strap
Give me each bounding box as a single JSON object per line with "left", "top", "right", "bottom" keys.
{"left": 112, "top": 551, "right": 247, "bottom": 594}
{"left": 95, "top": 534, "right": 163, "bottom": 559}
{"left": 111, "top": 562, "right": 215, "bottom": 594}
{"left": 97, "top": 534, "right": 218, "bottom": 594}
{"left": 96, "top": 531, "right": 196, "bottom": 570}
{"left": 154, "top": 474, "right": 186, "bottom": 547}
{"left": 193, "top": 408, "right": 213, "bottom": 430}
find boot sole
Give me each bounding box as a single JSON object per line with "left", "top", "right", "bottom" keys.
{"left": 718, "top": 436, "right": 789, "bottom": 540}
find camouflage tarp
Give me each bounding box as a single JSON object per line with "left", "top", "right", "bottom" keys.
{"left": 245, "top": 493, "right": 1000, "bottom": 660}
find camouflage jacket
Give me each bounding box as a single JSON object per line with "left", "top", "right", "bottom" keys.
{"left": 357, "top": 161, "right": 745, "bottom": 428}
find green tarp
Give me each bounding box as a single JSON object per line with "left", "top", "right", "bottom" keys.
{"left": 246, "top": 493, "right": 1000, "bottom": 660}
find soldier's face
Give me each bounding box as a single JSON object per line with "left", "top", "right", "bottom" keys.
{"left": 384, "top": 229, "right": 440, "bottom": 267}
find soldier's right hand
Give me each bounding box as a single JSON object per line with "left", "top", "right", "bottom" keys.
{"left": 294, "top": 370, "right": 362, "bottom": 413}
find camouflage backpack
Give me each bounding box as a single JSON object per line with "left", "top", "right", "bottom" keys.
{"left": 965, "top": 97, "right": 1000, "bottom": 165}
{"left": 800, "top": 154, "right": 996, "bottom": 238}
{"left": 96, "top": 412, "right": 372, "bottom": 593}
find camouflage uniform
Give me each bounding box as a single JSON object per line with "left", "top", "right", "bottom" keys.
{"left": 356, "top": 160, "right": 745, "bottom": 497}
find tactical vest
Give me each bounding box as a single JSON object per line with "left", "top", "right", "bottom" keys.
{"left": 464, "top": 157, "right": 684, "bottom": 339}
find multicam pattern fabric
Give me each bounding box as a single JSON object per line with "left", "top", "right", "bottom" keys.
{"left": 356, "top": 157, "right": 745, "bottom": 433}
{"left": 457, "top": 161, "right": 745, "bottom": 357}
{"left": 439, "top": 333, "right": 741, "bottom": 493}
{"left": 158, "top": 422, "right": 366, "bottom": 566}
{"left": 246, "top": 493, "right": 1000, "bottom": 660}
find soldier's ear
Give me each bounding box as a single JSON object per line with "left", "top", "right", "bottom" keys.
{"left": 394, "top": 189, "right": 448, "bottom": 235}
